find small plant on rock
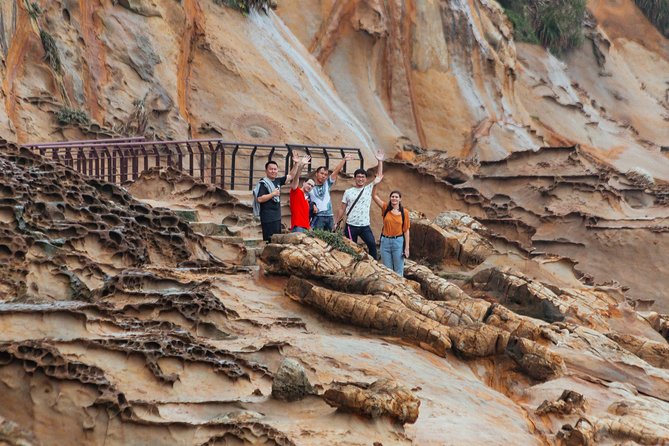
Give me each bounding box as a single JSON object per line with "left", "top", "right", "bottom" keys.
{"left": 213, "top": 0, "right": 276, "bottom": 14}
{"left": 499, "top": 0, "right": 586, "bottom": 54}
{"left": 39, "top": 29, "right": 62, "bottom": 74}
{"left": 56, "top": 107, "right": 91, "bottom": 127}
{"left": 308, "top": 228, "right": 363, "bottom": 260}
{"left": 635, "top": 0, "right": 669, "bottom": 37}
{"left": 28, "top": 2, "right": 43, "bottom": 19}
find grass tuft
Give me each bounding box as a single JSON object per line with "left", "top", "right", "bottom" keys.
{"left": 635, "top": 0, "right": 669, "bottom": 37}
{"left": 499, "top": 0, "right": 586, "bottom": 54}
{"left": 28, "top": 2, "right": 42, "bottom": 19}
{"left": 39, "top": 30, "right": 62, "bottom": 74}
{"left": 56, "top": 107, "right": 90, "bottom": 127}
{"left": 213, "top": 0, "right": 276, "bottom": 14}
{"left": 307, "top": 228, "right": 363, "bottom": 260}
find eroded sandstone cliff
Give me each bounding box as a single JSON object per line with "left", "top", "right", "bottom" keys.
{"left": 1, "top": 1, "right": 667, "bottom": 173}
{"left": 0, "top": 139, "right": 668, "bottom": 445}
{"left": 1, "top": 0, "right": 669, "bottom": 444}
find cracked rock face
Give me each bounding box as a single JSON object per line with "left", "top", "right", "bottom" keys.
{"left": 323, "top": 379, "right": 420, "bottom": 424}
{"left": 261, "top": 216, "right": 669, "bottom": 443}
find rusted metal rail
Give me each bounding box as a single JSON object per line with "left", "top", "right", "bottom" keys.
{"left": 23, "top": 138, "right": 364, "bottom": 190}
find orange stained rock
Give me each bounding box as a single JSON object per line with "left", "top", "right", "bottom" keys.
{"left": 3, "top": 2, "right": 34, "bottom": 141}
{"left": 79, "top": 0, "right": 108, "bottom": 123}
{"left": 588, "top": 0, "right": 669, "bottom": 62}
{"left": 177, "top": 0, "right": 204, "bottom": 138}
{"left": 309, "top": 0, "right": 357, "bottom": 64}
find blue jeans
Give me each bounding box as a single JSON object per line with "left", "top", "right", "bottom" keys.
{"left": 345, "top": 224, "right": 377, "bottom": 259}
{"left": 380, "top": 235, "right": 404, "bottom": 276}
{"left": 292, "top": 226, "right": 308, "bottom": 233}
{"left": 312, "top": 215, "right": 334, "bottom": 231}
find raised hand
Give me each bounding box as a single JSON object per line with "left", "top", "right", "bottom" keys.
{"left": 300, "top": 155, "right": 311, "bottom": 164}
{"left": 375, "top": 150, "right": 386, "bottom": 161}
{"left": 343, "top": 153, "right": 356, "bottom": 162}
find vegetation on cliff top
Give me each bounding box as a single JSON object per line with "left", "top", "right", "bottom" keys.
{"left": 635, "top": 0, "right": 669, "bottom": 37}
{"left": 499, "top": 0, "right": 586, "bottom": 54}
{"left": 214, "top": 0, "right": 276, "bottom": 14}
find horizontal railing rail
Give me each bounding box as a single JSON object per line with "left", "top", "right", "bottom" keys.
{"left": 26, "top": 136, "right": 146, "bottom": 148}
{"left": 22, "top": 138, "right": 364, "bottom": 191}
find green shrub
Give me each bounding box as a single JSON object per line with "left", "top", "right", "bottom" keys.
{"left": 307, "top": 228, "right": 363, "bottom": 260}
{"left": 28, "top": 2, "right": 42, "bottom": 19}
{"left": 635, "top": 0, "right": 669, "bottom": 37}
{"left": 213, "top": 0, "right": 275, "bottom": 14}
{"left": 56, "top": 107, "right": 90, "bottom": 126}
{"left": 39, "top": 30, "right": 62, "bottom": 73}
{"left": 499, "top": 0, "right": 586, "bottom": 54}
{"left": 502, "top": 6, "right": 539, "bottom": 44}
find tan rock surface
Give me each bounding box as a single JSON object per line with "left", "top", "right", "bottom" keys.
{"left": 0, "top": 0, "right": 668, "bottom": 444}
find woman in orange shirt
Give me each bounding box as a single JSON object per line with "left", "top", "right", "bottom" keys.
{"left": 373, "top": 187, "right": 410, "bottom": 276}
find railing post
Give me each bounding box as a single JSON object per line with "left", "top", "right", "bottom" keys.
{"left": 322, "top": 147, "right": 329, "bottom": 171}
{"left": 220, "top": 142, "right": 226, "bottom": 189}
{"left": 103, "top": 147, "right": 113, "bottom": 183}
{"left": 196, "top": 142, "right": 205, "bottom": 181}
{"left": 185, "top": 142, "right": 194, "bottom": 177}
{"left": 285, "top": 145, "right": 293, "bottom": 178}
{"left": 64, "top": 148, "right": 73, "bottom": 169}
{"left": 151, "top": 144, "right": 160, "bottom": 168}
{"left": 117, "top": 146, "right": 127, "bottom": 183}
{"left": 76, "top": 148, "right": 83, "bottom": 174}
{"left": 176, "top": 143, "right": 184, "bottom": 171}
{"left": 209, "top": 142, "right": 217, "bottom": 185}
{"left": 139, "top": 146, "right": 148, "bottom": 177}
{"left": 249, "top": 145, "right": 259, "bottom": 190}
{"left": 231, "top": 144, "right": 239, "bottom": 190}
{"left": 304, "top": 147, "right": 312, "bottom": 175}
{"left": 91, "top": 149, "right": 99, "bottom": 179}
{"left": 130, "top": 147, "right": 139, "bottom": 181}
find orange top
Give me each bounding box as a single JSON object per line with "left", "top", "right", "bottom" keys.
{"left": 381, "top": 201, "right": 410, "bottom": 237}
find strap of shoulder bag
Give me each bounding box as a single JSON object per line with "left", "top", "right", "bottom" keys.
{"left": 347, "top": 186, "right": 367, "bottom": 216}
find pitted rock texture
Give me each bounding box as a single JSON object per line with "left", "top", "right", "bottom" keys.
{"left": 0, "top": 146, "right": 216, "bottom": 304}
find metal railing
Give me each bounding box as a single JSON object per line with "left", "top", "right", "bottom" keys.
{"left": 23, "top": 138, "right": 364, "bottom": 190}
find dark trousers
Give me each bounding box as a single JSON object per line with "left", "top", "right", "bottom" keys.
{"left": 345, "top": 224, "right": 377, "bottom": 259}
{"left": 312, "top": 215, "right": 334, "bottom": 231}
{"left": 261, "top": 220, "right": 282, "bottom": 242}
